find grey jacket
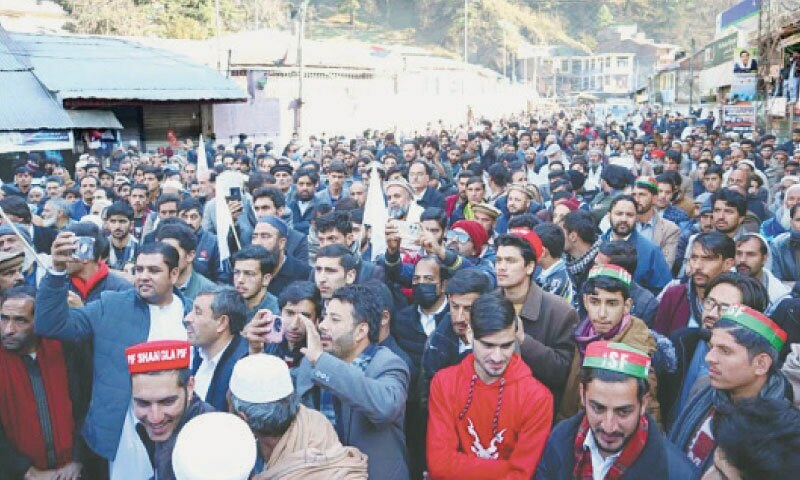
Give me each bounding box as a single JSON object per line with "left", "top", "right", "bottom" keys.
{"left": 293, "top": 346, "right": 410, "bottom": 480}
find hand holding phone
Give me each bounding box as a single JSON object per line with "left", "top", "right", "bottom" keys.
{"left": 252, "top": 309, "right": 284, "bottom": 344}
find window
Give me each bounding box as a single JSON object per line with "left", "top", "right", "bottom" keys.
{"left": 617, "top": 57, "right": 629, "bottom": 68}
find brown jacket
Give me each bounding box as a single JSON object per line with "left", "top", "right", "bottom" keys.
{"left": 651, "top": 214, "right": 681, "bottom": 266}
{"left": 518, "top": 282, "right": 580, "bottom": 403}
{"left": 557, "top": 315, "right": 662, "bottom": 426}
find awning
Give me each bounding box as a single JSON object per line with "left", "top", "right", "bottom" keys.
{"left": 66, "top": 110, "right": 123, "bottom": 129}
{"left": 780, "top": 32, "right": 800, "bottom": 50}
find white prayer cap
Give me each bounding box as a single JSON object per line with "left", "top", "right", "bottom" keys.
{"left": 172, "top": 412, "right": 256, "bottom": 480}
{"left": 229, "top": 353, "right": 293, "bottom": 403}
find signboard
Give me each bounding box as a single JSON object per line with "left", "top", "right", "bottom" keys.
{"left": 733, "top": 48, "right": 758, "bottom": 74}
{"left": 703, "top": 33, "right": 738, "bottom": 69}
{"left": 723, "top": 104, "right": 755, "bottom": 131}
{"left": 729, "top": 74, "right": 757, "bottom": 102}
{"left": 0, "top": 131, "right": 73, "bottom": 153}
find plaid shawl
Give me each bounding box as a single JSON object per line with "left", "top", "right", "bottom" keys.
{"left": 572, "top": 414, "right": 649, "bottom": 480}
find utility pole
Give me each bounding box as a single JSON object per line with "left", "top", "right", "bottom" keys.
{"left": 296, "top": 0, "right": 309, "bottom": 137}
{"left": 689, "top": 38, "right": 695, "bottom": 114}
{"left": 214, "top": 0, "right": 222, "bottom": 71}
{"left": 463, "top": 0, "right": 468, "bottom": 95}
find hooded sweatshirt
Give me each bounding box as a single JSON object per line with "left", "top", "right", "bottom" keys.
{"left": 426, "top": 353, "right": 553, "bottom": 480}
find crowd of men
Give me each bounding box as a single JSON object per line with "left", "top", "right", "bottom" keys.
{"left": 3, "top": 111, "right": 800, "bottom": 480}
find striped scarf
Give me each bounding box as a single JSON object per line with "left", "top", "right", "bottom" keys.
{"left": 319, "top": 345, "right": 378, "bottom": 430}
{"left": 566, "top": 239, "right": 602, "bottom": 279}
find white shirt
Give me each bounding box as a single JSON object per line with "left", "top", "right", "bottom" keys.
{"left": 194, "top": 339, "right": 232, "bottom": 401}
{"left": 418, "top": 297, "right": 448, "bottom": 337}
{"left": 583, "top": 429, "right": 622, "bottom": 480}
{"left": 110, "top": 294, "right": 187, "bottom": 480}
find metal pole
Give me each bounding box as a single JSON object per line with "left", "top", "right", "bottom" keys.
{"left": 297, "top": 0, "right": 309, "bottom": 137}
{"left": 214, "top": 0, "right": 222, "bottom": 71}
{"left": 463, "top": 0, "right": 468, "bottom": 94}
{"left": 689, "top": 38, "right": 695, "bottom": 113}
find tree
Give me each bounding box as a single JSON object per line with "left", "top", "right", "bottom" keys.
{"left": 339, "top": 0, "right": 361, "bottom": 26}
{"left": 597, "top": 4, "right": 614, "bottom": 28}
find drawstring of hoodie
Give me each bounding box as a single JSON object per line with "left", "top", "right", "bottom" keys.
{"left": 458, "top": 374, "right": 505, "bottom": 437}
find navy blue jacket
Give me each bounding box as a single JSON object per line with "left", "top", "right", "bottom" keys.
{"left": 34, "top": 273, "right": 190, "bottom": 460}
{"left": 191, "top": 335, "right": 249, "bottom": 411}
{"left": 602, "top": 229, "right": 671, "bottom": 295}
{"left": 536, "top": 413, "right": 698, "bottom": 480}
{"left": 416, "top": 187, "right": 446, "bottom": 210}
{"left": 193, "top": 227, "right": 230, "bottom": 284}
{"left": 288, "top": 197, "right": 326, "bottom": 235}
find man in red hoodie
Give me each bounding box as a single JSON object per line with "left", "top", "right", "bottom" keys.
{"left": 426, "top": 291, "right": 554, "bottom": 479}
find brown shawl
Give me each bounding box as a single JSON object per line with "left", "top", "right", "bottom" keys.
{"left": 258, "top": 405, "right": 368, "bottom": 480}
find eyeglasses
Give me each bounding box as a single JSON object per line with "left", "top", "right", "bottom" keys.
{"left": 703, "top": 297, "right": 733, "bottom": 315}
{"left": 446, "top": 230, "right": 471, "bottom": 244}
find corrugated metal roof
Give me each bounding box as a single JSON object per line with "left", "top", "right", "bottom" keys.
{"left": 67, "top": 110, "right": 123, "bottom": 129}
{"left": 0, "top": 27, "right": 73, "bottom": 131}
{"left": 0, "top": 70, "right": 74, "bottom": 130}
{"left": 10, "top": 32, "right": 246, "bottom": 102}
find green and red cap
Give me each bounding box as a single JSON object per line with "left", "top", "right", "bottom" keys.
{"left": 583, "top": 341, "right": 651, "bottom": 380}
{"left": 720, "top": 305, "right": 788, "bottom": 353}
{"left": 634, "top": 176, "right": 658, "bottom": 194}
{"left": 587, "top": 264, "right": 632, "bottom": 288}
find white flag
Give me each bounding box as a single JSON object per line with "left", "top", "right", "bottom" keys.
{"left": 196, "top": 134, "right": 209, "bottom": 176}
{"left": 364, "top": 164, "right": 388, "bottom": 261}
{"left": 214, "top": 170, "right": 244, "bottom": 264}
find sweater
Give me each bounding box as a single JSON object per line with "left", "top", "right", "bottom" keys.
{"left": 427, "top": 354, "right": 553, "bottom": 480}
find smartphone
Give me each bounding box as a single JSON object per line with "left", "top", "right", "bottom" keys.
{"left": 262, "top": 317, "right": 284, "bottom": 344}
{"left": 72, "top": 236, "right": 95, "bottom": 261}
{"left": 228, "top": 186, "right": 242, "bottom": 202}
{"left": 395, "top": 220, "right": 420, "bottom": 243}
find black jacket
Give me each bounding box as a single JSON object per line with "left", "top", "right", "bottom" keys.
{"left": 33, "top": 225, "right": 58, "bottom": 254}
{"left": 391, "top": 302, "right": 450, "bottom": 401}
{"left": 659, "top": 327, "right": 706, "bottom": 429}
{"left": 536, "top": 413, "right": 698, "bottom": 480}
{"left": 268, "top": 254, "right": 312, "bottom": 297}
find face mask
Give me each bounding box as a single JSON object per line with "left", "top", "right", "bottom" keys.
{"left": 41, "top": 216, "right": 57, "bottom": 228}
{"left": 412, "top": 283, "right": 440, "bottom": 309}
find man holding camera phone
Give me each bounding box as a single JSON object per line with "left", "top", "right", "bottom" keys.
{"left": 34, "top": 236, "right": 190, "bottom": 479}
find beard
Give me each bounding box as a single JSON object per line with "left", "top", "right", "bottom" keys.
{"left": 612, "top": 221, "right": 633, "bottom": 237}
{"left": 297, "top": 190, "right": 314, "bottom": 202}
{"left": 388, "top": 204, "right": 409, "bottom": 219}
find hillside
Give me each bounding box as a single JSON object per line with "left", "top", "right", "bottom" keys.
{"left": 47, "top": 0, "right": 740, "bottom": 70}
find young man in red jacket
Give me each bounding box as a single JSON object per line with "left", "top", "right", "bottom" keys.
{"left": 426, "top": 291, "right": 553, "bottom": 479}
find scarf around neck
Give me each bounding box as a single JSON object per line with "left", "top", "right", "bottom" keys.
{"left": 574, "top": 313, "right": 632, "bottom": 356}
{"left": 573, "top": 414, "right": 649, "bottom": 480}
{"left": 0, "top": 339, "right": 74, "bottom": 469}
{"left": 567, "top": 238, "right": 602, "bottom": 279}
{"left": 70, "top": 261, "right": 109, "bottom": 300}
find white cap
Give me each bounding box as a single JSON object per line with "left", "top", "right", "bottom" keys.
{"left": 544, "top": 143, "right": 562, "bottom": 157}
{"left": 172, "top": 412, "right": 256, "bottom": 480}
{"left": 229, "top": 354, "right": 293, "bottom": 403}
